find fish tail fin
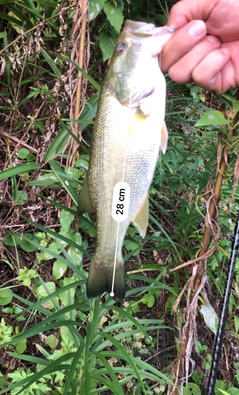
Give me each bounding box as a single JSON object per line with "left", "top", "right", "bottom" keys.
{"left": 86, "top": 254, "right": 126, "bottom": 301}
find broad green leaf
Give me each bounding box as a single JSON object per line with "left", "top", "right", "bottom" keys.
{"left": 88, "top": 0, "right": 104, "bottom": 21}
{"left": 4, "top": 231, "right": 20, "bottom": 246}
{"left": 183, "top": 383, "right": 201, "bottom": 395}
{"left": 200, "top": 304, "right": 218, "bottom": 335}
{"left": 0, "top": 289, "right": 13, "bottom": 306}
{"left": 60, "top": 325, "right": 74, "bottom": 349}
{"left": 45, "top": 125, "right": 70, "bottom": 162}
{"left": 16, "top": 268, "right": 38, "bottom": 287}
{"left": 35, "top": 282, "right": 58, "bottom": 309}
{"left": 0, "top": 163, "right": 40, "bottom": 181}
{"left": 65, "top": 167, "right": 81, "bottom": 180}
{"left": 18, "top": 148, "right": 30, "bottom": 159}
{"left": 22, "top": 214, "right": 91, "bottom": 259}
{"left": 59, "top": 209, "right": 74, "bottom": 232}
{"left": 125, "top": 241, "right": 140, "bottom": 256}
{"left": 68, "top": 232, "right": 83, "bottom": 265}
{"left": 36, "top": 282, "right": 56, "bottom": 297}
{"left": 195, "top": 110, "right": 231, "bottom": 127}
{"left": 45, "top": 334, "right": 58, "bottom": 350}
{"left": 65, "top": 167, "right": 82, "bottom": 188}
{"left": 20, "top": 234, "right": 39, "bottom": 252}
{"left": 224, "top": 388, "right": 239, "bottom": 395}
{"left": 13, "top": 189, "right": 28, "bottom": 205}
{"left": 146, "top": 294, "right": 155, "bottom": 308}
{"left": 59, "top": 277, "right": 76, "bottom": 307}
{"left": 29, "top": 172, "right": 59, "bottom": 188}
{"left": 52, "top": 260, "right": 67, "bottom": 280}
{"left": 15, "top": 339, "right": 27, "bottom": 354}
{"left": 37, "top": 241, "right": 61, "bottom": 262}
{"left": 103, "top": 1, "right": 123, "bottom": 33}
{"left": 234, "top": 315, "right": 239, "bottom": 333}
{"left": 99, "top": 30, "right": 118, "bottom": 61}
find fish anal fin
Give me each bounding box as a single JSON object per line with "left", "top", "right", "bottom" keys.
{"left": 161, "top": 121, "right": 168, "bottom": 154}
{"left": 132, "top": 195, "right": 149, "bottom": 238}
{"left": 78, "top": 172, "right": 94, "bottom": 215}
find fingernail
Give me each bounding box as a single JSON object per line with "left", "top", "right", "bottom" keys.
{"left": 188, "top": 20, "right": 206, "bottom": 37}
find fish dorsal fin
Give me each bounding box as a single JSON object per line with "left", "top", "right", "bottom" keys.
{"left": 132, "top": 195, "right": 149, "bottom": 238}
{"left": 161, "top": 121, "right": 168, "bottom": 154}
{"left": 78, "top": 172, "right": 94, "bottom": 215}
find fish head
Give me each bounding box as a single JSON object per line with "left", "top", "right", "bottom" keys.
{"left": 105, "top": 20, "right": 174, "bottom": 107}
{"left": 122, "top": 20, "right": 175, "bottom": 56}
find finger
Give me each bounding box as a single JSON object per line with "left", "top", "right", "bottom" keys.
{"left": 166, "top": 35, "right": 221, "bottom": 83}
{"left": 192, "top": 48, "right": 232, "bottom": 92}
{"left": 167, "top": 0, "right": 239, "bottom": 42}
{"left": 167, "top": 0, "right": 217, "bottom": 28}
{"left": 161, "top": 20, "right": 206, "bottom": 72}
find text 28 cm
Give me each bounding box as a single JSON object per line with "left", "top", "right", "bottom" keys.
{"left": 116, "top": 188, "right": 125, "bottom": 215}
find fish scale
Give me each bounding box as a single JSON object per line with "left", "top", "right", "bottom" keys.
{"left": 78, "top": 20, "right": 174, "bottom": 300}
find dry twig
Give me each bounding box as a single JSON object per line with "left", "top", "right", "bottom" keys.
{"left": 68, "top": 0, "right": 89, "bottom": 167}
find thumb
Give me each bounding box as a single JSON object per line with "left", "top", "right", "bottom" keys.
{"left": 167, "top": 0, "right": 215, "bottom": 28}
{"left": 161, "top": 20, "right": 206, "bottom": 72}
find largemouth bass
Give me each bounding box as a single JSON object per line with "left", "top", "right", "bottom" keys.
{"left": 79, "top": 20, "right": 174, "bottom": 300}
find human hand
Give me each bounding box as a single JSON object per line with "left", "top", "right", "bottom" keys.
{"left": 161, "top": 0, "right": 239, "bottom": 92}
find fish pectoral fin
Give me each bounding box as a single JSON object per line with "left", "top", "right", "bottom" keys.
{"left": 160, "top": 121, "right": 168, "bottom": 154}
{"left": 132, "top": 196, "right": 149, "bottom": 238}
{"left": 78, "top": 172, "right": 94, "bottom": 215}
{"left": 138, "top": 93, "right": 155, "bottom": 116}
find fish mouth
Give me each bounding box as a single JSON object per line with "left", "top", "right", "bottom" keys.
{"left": 154, "top": 26, "right": 176, "bottom": 36}
{"left": 124, "top": 20, "right": 175, "bottom": 38}
{"left": 124, "top": 20, "right": 157, "bottom": 36}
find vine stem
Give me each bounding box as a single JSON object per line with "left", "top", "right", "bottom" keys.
{"left": 169, "top": 105, "right": 237, "bottom": 395}
{"left": 68, "top": 0, "right": 89, "bottom": 168}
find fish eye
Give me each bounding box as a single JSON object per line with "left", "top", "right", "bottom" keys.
{"left": 116, "top": 42, "right": 127, "bottom": 53}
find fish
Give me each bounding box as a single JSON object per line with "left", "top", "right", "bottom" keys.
{"left": 78, "top": 20, "right": 174, "bottom": 300}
